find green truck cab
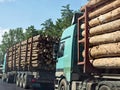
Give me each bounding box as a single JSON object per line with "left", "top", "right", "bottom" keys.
{"left": 55, "top": 13, "right": 84, "bottom": 90}
{"left": 56, "top": 24, "right": 77, "bottom": 80}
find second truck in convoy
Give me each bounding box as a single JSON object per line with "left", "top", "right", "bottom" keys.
{"left": 2, "top": 35, "right": 59, "bottom": 89}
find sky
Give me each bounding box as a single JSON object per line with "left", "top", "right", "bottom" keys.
{"left": 0, "top": 0, "right": 88, "bottom": 44}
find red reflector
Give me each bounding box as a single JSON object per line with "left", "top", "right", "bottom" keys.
{"left": 32, "top": 79, "right": 36, "bottom": 83}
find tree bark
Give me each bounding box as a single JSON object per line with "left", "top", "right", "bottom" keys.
{"left": 92, "top": 57, "right": 120, "bottom": 69}
{"left": 90, "top": 42, "right": 120, "bottom": 59}
{"left": 89, "top": 30, "right": 120, "bottom": 46}
{"left": 81, "top": 7, "right": 120, "bottom": 29}
{"left": 82, "top": 19, "right": 120, "bottom": 36}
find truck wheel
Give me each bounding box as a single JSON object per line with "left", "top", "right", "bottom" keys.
{"left": 6, "top": 77, "right": 10, "bottom": 83}
{"left": 99, "top": 85, "right": 111, "bottom": 90}
{"left": 2, "top": 77, "right": 6, "bottom": 82}
{"left": 23, "top": 75, "right": 29, "bottom": 89}
{"left": 6, "top": 75, "right": 13, "bottom": 83}
{"left": 2, "top": 76, "right": 6, "bottom": 82}
{"left": 58, "top": 79, "right": 68, "bottom": 90}
{"left": 2, "top": 73, "right": 7, "bottom": 82}
{"left": 16, "top": 74, "right": 20, "bottom": 87}
{"left": 16, "top": 78, "right": 20, "bottom": 86}
{"left": 19, "top": 78, "right": 23, "bottom": 88}
{"left": 7, "top": 75, "right": 14, "bottom": 83}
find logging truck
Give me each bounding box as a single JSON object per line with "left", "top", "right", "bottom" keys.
{"left": 2, "top": 0, "right": 120, "bottom": 90}
{"left": 55, "top": 0, "right": 120, "bottom": 90}
{"left": 2, "top": 35, "right": 59, "bottom": 89}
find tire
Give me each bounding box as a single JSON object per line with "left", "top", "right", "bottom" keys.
{"left": 58, "top": 79, "right": 68, "bottom": 90}
{"left": 22, "top": 75, "right": 29, "bottom": 89}
{"left": 13, "top": 74, "right": 17, "bottom": 83}
{"left": 16, "top": 74, "right": 20, "bottom": 87}
{"left": 6, "top": 77, "right": 10, "bottom": 83}
{"left": 19, "top": 78, "right": 23, "bottom": 88}
{"left": 6, "top": 75, "right": 12, "bottom": 83}
{"left": 99, "top": 85, "right": 111, "bottom": 90}
{"left": 2, "top": 75, "right": 6, "bottom": 82}
{"left": 2, "top": 77, "right": 6, "bottom": 82}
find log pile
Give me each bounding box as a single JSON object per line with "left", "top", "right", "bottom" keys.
{"left": 7, "top": 35, "right": 59, "bottom": 71}
{"left": 81, "top": 0, "right": 120, "bottom": 69}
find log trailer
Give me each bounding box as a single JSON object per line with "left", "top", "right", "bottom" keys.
{"left": 55, "top": 0, "right": 120, "bottom": 90}
{"left": 2, "top": 35, "right": 59, "bottom": 89}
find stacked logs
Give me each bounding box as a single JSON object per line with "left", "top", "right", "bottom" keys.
{"left": 81, "top": 0, "right": 120, "bottom": 69}
{"left": 7, "top": 35, "right": 59, "bottom": 71}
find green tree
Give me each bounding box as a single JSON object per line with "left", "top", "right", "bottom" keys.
{"left": 40, "top": 4, "right": 74, "bottom": 38}
{"left": 15, "top": 28, "right": 25, "bottom": 43}
{"left": 0, "top": 4, "right": 75, "bottom": 63}
{"left": 0, "top": 45, "right": 6, "bottom": 63}
{"left": 0, "top": 28, "right": 25, "bottom": 63}
{"left": 60, "top": 4, "right": 73, "bottom": 29}
{"left": 0, "top": 32, "right": 10, "bottom": 63}
{"left": 2, "top": 32, "right": 10, "bottom": 48}
{"left": 54, "top": 4, "right": 74, "bottom": 37}
{"left": 25, "top": 25, "right": 38, "bottom": 39}
{"left": 8, "top": 29, "right": 16, "bottom": 46}
{"left": 41, "top": 19, "right": 56, "bottom": 36}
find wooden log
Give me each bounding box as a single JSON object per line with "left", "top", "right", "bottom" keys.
{"left": 81, "top": 7, "right": 120, "bottom": 28}
{"left": 31, "top": 60, "right": 39, "bottom": 64}
{"left": 6, "top": 34, "right": 59, "bottom": 71}
{"left": 20, "top": 56, "right": 38, "bottom": 60}
{"left": 32, "top": 64, "right": 39, "bottom": 67}
{"left": 21, "top": 35, "right": 40, "bottom": 45}
{"left": 82, "top": 19, "right": 120, "bottom": 36}
{"left": 89, "top": 30, "right": 120, "bottom": 46}
{"left": 92, "top": 57, "right": 120, "bottom": 69}
{"left": 81, "top": 0, "right": 110, "bottom": 11}
{"left": 90, "top": 42, "right": 120, "bottom": 59}
{"left": 82, "top": 50, "right": 93, "bottom": 60}
{"left": 19, "top": 51, "right": 38, "bottom": 55}
{"left": 21, "top": 42, "right": 39, "bottom": 49}
{"left": 21, "top": 53, "right": 38, "bottom": 57}
{"left": 89, "top": 0, "right": 120, "bottom": 19}
{"left": 9, "top": 46, "right": 15, "bottom": 51}
{"left": 20, "top": 48, "right": 39, "bottom": 52}
{"left": 30, "top": 35, "right": 40, "bottom": 41}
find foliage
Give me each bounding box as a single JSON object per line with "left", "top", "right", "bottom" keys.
{"left": 0, "top": 4, "right": 74, "bottom": 63}
{"left": 0, "top": 28, "right": 25, "bottom": 63}
{"left": 25, "top": 25, "right": 39, "bottom": 39}
{"left": 61, "top": 4, "right": 73, "bottom": 29}
{"left": 15, "top": 28, "right": 25, "bottom": 43}
{"left": 41, "top": 4, "right": 74, "bottom": 37}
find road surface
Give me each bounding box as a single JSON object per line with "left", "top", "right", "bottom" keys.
{"left": 0, "top": 79, "right": 54, "bottom": 90}
{"left": 0, "top": 79, "right": 33, "bottom": 90}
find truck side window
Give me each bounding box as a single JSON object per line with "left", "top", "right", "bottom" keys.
{"left": 58, "top": 42, "right": 65, "bottom": 58}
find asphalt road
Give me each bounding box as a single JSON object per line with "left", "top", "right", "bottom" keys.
{"left": 0, "top": 79, "right": 55, "bottom": 90}
{"left": 0, "top": 79, "right": 32, "bottom": 90}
